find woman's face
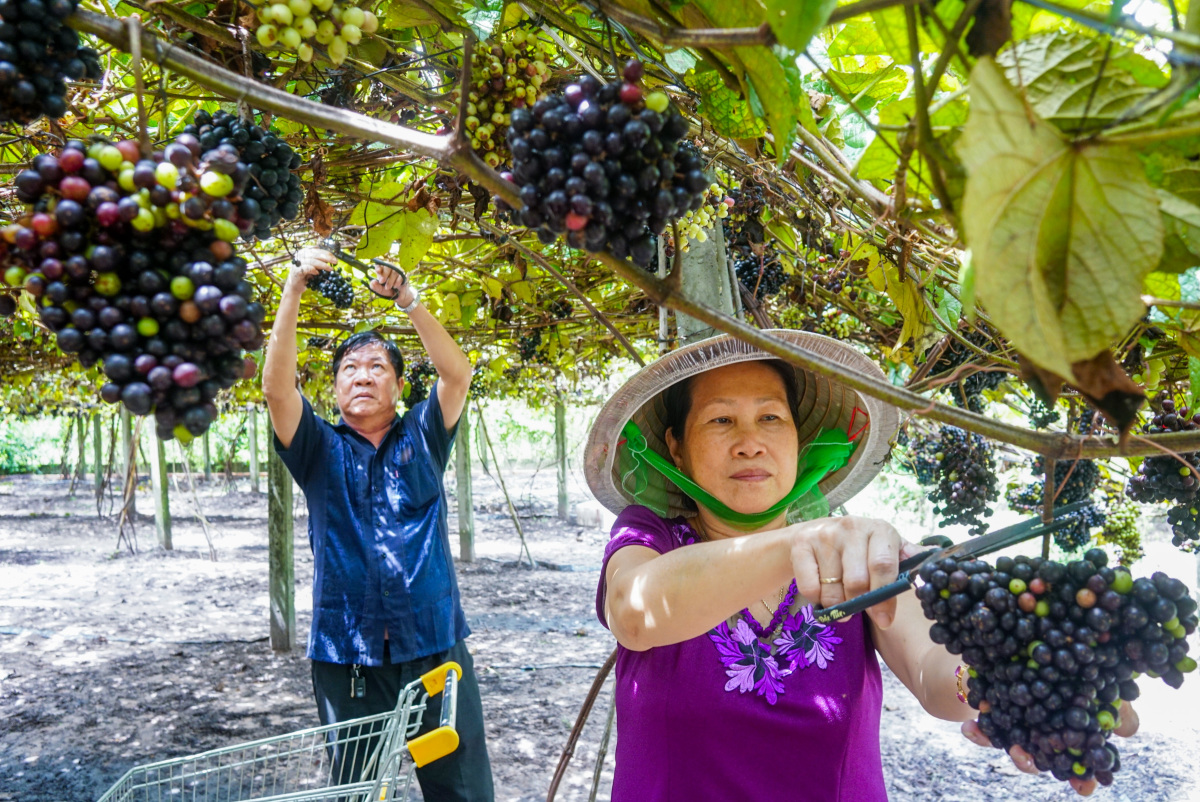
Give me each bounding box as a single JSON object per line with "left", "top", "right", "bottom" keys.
{"left": 665, "top": 361, "right": 800, "bottom": 516}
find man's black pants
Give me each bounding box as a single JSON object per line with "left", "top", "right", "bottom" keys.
{"left": 312, "top": 639, "right": 494, "bottom": 801}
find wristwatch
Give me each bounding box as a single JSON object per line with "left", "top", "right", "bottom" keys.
{"left": 397, "top": 285, "right": 421, "bottom": 314}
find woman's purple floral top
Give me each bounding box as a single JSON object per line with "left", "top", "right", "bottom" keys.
{"left": 597, "top": 505, "right": 886, "bottom": 802}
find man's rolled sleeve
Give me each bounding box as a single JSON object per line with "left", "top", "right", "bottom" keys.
{"left": 272, "top": 395, "right": 329, "bottom": 488}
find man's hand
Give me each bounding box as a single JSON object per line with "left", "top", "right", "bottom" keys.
{"left": 370, "top": 261, "right": 414, "bottom": 307}
{"left": 288, "top": 248, "right": 337, "bottom": 291}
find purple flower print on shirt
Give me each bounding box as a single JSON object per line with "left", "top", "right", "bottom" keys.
{"left": 709, "top": 605, "right": 842, "bottom": 705}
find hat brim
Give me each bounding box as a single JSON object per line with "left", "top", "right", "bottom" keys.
{"left": 584, "top": 330, "right": 900, "bottom": 519}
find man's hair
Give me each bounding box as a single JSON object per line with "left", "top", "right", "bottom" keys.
{"left": 331, "top": 331, "right": 405, "bottom": 380}
{"left": 662, "top": 359, "right": 800, "bottom": 443}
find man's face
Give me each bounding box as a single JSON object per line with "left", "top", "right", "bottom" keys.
{"left": 334, "top": 342, "right": 404, "bottom": 422}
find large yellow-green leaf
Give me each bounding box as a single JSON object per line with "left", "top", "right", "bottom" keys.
{"left": 684, "top": 69, "right": 766, "bottom": 139}
{"left": 763, "top": 0, "right": 835, "bottom": 51}
{"left": 958, "top": 58, "right": 1163, "bottom": 378}
{"left": 349, "top": 182, "right": 408, "bottom": 260}
{"left": 826, "top": 62, "right": 908, "bottom": 102}
{"left": 996, "top": 33, "right": 1164, "bottom": 132}
{"left": 1156, "top": 190, "right": 1200, "bottom": 274}
{"left": 854, "top": 94, "right": 968, "bottom": 200}
{"left": 396, "top": 208, "right": 439, "bottom": 270}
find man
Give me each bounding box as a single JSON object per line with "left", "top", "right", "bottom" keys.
{"left": 263, "top": 246, "right": 493, "bottom": 800}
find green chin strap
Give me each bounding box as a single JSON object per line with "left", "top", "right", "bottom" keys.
{"left": 617, "top": 420, "right": 858, "bottom": 529}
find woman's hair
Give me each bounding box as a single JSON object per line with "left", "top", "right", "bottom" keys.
{"left": 662, "top": 359, "right": 801, "bottom": 443}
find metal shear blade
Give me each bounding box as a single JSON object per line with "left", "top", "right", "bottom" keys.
{"left": 811, "top": 500, "right": 1094, "bottom": 624}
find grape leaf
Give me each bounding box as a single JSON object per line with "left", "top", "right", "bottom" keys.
{"left": 396, "top": 208, "right": 439, "bottom": 270}
{"left": 763, "top": 0, "right": 836, "bottom": 51}
{"left": 1155, "top": 190, "right": 1200, "bottom": 274}
{"left": 958, "top": 58, "right": 1163, "bottom": 378}
{"left": 997, "top": 33, "right": 1164, "bottom": 132}
{"left": 684, "top": 69, "right": 766, "bottom": 139}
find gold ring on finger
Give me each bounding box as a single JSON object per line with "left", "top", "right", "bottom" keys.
{"left": 820, "top": 576, "right": 842, "bottom": 584}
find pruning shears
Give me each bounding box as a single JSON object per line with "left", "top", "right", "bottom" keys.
{"left": 320, "top": 237, "right": 411, "bottom": 301}
{"left": 812, "top": 500, "right": 1094, "bottom": 624}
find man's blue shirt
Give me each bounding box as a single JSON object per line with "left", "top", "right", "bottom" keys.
{"left": 273, "top": 382, "right": 469, "bottom": 666}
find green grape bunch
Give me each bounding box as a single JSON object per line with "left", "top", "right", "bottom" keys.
{"left": 456, "top": 23, "right": 559, "bottom": 168}
{"left": 672, "top": 183, "right": 731, "bottom": 254}
{"left": 1097, "top": 500, "right": 1144, "bottom": 566}
{"left": 256, "top": 0, "right": 379, "bottom": 66}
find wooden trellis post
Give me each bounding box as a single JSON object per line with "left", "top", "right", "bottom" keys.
{"left": 121, "top": 407, "right": 135, "bottom": 517}
{"left": 267, "top": 412, "right": 295, "bottom": 651}
{"left": 92, "top": 413, "right": 103, "bottom": 499}
{"left": 455, "top": 406, "right": 476, "bottom": 562}
{"left": 148, "top": 427, "right": 172, "bottom": 550}
{"left": 250, "top": 406, "right": 261, "bottom": 494}
{"left": 202, "top": 430, "right": 212, "bottom": 482}
{"left": 75, "top": 413, "right": 86, "bottom": 481}
{"left": 555, "top": 389, "right": 568, "bottom": 521}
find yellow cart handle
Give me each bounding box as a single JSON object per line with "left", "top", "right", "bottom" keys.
{"left": 408, "top": 662, "right": 461, "bottom": 768}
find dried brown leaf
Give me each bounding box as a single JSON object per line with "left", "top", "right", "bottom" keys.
{"left": 304, "top": 188, "right": 334, "bottom": 237}
{"left": 1019, "top": 350, "right": 1145, "bottom": 435}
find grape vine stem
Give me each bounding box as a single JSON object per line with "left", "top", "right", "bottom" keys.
{"left": 71, "top": 7, "right": 1200, "bottom": 461}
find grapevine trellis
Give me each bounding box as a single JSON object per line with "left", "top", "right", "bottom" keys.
{"left": 6, "top": 0, "right": 1200, "bottom": 510}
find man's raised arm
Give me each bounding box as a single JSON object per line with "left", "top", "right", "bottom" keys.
{"left": 263, "top": 248, "right": 334, "bottom": 448}
{"left": 372, "top": 264, "right": 472, "bottom": 431}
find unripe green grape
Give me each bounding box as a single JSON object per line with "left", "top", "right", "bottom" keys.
{"left": 256, "top": 23, "right": 279, "bottom": 47}
{"left": 119, "top": 170, "right": 136, "bottom": 192}
{"left": 315, "top": 19, "right": 336, "bottom": 43}
{"left": 328, "top": 35, "right": 348, "bottom": 64}
{"left": 97, "top": 145, "right": 124, "bottom": 171}
{"left": 279, "top": 26, "right": 302, "bottom": 49}
{"left": 270, "top": 3, "right": 294, "bottom": 25}
{"left": 312, "top": 0, "right": 333, "bottom": 10}
{"left": 296, "top": 16, "right": 317, "bottom": 38}
{"left": 200, "top": 171, "right": 234, "bottom": 197}
{"left": 155, "top": 162, "right": 180, "bottom": 190}
{"left": 131, "top": 208, "right": 155, "bottom": 232}
{"left": 329, "top": 4, "right": 342, "bottom": 21}
{"left": 361, "top": 10, "right": 378, "bottom": 33}
{"left": 645, "top": 91, "right": 669, "bottom": 113}
{"left": 213, "top": 218, "right": 239, "bottom": 242}
{"left": 340, "top": 5, "right": 365, "bottom": 27}
{"left": 297, "top": 41, "right": 315, "bottom": 61}
{"left": 257, "top": 5, "right": 275, "bottom": 23}
{"left": 288, "top": 0, "right": 312, "bottom": 16}
{"left": 340, "top": 22, "right": 361, "bottom": 44}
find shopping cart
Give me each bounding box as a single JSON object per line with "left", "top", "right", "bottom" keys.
{"left": 98, "top": 661, "right": 462, "bottom": 802}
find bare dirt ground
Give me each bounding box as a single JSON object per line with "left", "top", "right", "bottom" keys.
{"left": 1, "top": 468, "right": 1199, "bottom": 802}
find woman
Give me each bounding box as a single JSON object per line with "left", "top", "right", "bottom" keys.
{"left": 584, "top": 331, "right": 1136, "bottom": 800}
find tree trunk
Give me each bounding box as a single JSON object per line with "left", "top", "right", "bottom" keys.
{"left": 267, "top": 412, "right": 295, "bottom": 651}
{"left": 92, "top": 413, "right": 103, "bottom": 501}
{"left": 202, "top": 430, "right": 212, "bottom": 482}
{"left": 455, "top": 406, "right": 476, "bottom": 562}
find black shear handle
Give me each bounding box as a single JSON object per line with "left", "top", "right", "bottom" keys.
{"left": 811, "top": 576, "right": 914, "bottom": 624}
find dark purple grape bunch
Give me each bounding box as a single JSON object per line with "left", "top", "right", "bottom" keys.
{"left": 923, "top": 426, "right": 1000, "bottom": 535}
{"left": 306, "top": 268, "right": 354, "bottom": 309}
{"left": 918, "top": 549, "right": 1197, "bottom": 788}
{"left": 0, "top": 138, "right": 264, "bottom": 441}
{"left": 0, "top": 0, "right": 102, "bottom": 125}
{"left": 500, "top": 59, "right": 707, "bottom": 268}
{"left": 547, "top": 297, "right": 572, "bottom": 320}
{"left": 1007, "top": 457, "right": 1105, "bottom": 552}
{"left": 517, "top": 330, "right": 544, "bottom": 362}
{"left": 925, "top": 327, "right": 1007, "bottom": 413}
{"left": 901, "top": 428, "right": 940, "bottom": 486}
{"left": 734, "top": 248, "right": 786, "bottom": 301}
{"left": 183, "top": 109, "right": 303, "bottom": 241}
{"left": 1125, "top": 398, "right": 1200, "bottom": 548}
{"left": 403, "top": 359, "right": 438, "bottom": 409}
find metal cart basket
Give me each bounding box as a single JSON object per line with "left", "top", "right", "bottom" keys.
{"left": 98, "top": 661, "right": 462, "bottom": 802}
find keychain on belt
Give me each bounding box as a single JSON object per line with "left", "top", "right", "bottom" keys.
{"left": 350, "top": 664, "right": 366, "bottom": 699}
